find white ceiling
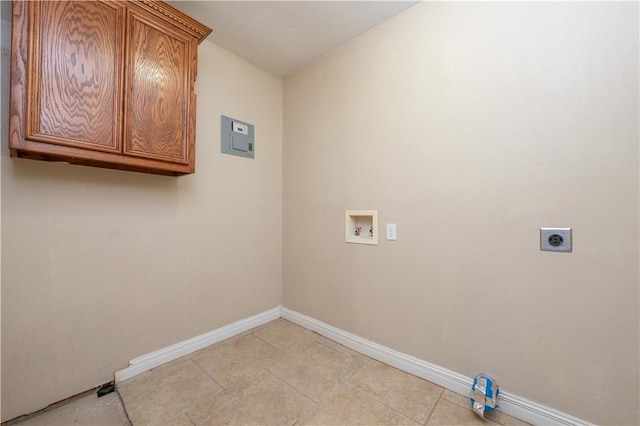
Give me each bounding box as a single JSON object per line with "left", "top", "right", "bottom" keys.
{"left": 168, "top": 1, "right": 419, "bottom": 77}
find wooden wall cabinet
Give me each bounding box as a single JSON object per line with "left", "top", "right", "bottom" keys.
{"left": 9, "top": 0, "right": 212, "bottom": 176}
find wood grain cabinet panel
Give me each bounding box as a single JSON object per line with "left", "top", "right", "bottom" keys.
{"left": 9, "top": 0, "right": 211, "bottom": 176}
{"left": 26, "top": 0, "right": 124, "bottom": 153}
{"left": 125, "top": 6, "right": 191, "bottom": 165}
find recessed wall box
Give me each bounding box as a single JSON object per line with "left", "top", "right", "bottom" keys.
{"left": 345, "top": 210, "right": 378, "bottom": 245}
{"left": 221, "top": 115, "right": 254, "bottom": 158}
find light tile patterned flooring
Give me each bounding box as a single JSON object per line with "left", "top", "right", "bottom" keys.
{"left": 118, "top": 319, "right": 529, "bottom": 426}
{"left": 9, "top": 319, "right": 531, "bottom": 426}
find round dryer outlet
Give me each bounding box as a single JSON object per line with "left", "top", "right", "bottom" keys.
{"left": 540, "top": 228, "right": 572, "bottom": 252}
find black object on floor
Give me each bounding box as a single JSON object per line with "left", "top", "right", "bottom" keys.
{"left": 97, "top": 382, "right": 116, "bottom": 397}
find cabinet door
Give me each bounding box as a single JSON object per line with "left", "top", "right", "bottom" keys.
{"left": 25, "top": 1, "right": 125, "bottom": 153}
{"left": 123, "top": 6, "right": 194, "bottom": 166}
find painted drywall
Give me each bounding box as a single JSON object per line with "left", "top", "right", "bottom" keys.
{"left": 283, "top": 2, "right": 639, "bottom": 425}
{"left": 0, "top": 11, "right": 283, "bottom": 420}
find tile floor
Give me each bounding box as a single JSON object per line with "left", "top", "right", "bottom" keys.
{"left": 6, "top": 391, "right": 130, "bottom": 426}
{"left": 8, "top": 319, "right": 531, "bottom": 426}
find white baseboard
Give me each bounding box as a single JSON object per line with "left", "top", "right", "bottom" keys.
{"left": 114, "top": 305, "right": 591, "bottom": 426}
{"left": 281, "top": 307, "right": 593, "bottom": 426}
{"left": 114, "top": 306, "right": 281, "bottom": 383}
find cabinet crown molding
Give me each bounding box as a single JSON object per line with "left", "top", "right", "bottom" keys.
{"left": 137, "top": 0, "right": 212, "bottom": 44}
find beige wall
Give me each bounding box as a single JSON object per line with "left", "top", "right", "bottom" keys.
{"left": 0, "top": 10, "right": 283, "bottom": 420}
{"left": 283, "top": 2, "right": 639, "bottom": 425}
{"left": 2, "top": 1, "right": 639, "bottom": 424}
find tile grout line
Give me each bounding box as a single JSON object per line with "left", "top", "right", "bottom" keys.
{"left": 124, "top": 318, "right": 508, "bottom": 426}
{"left": 192, "top": 331, "right": 290, "bottom": 392}
{"left": 248, "top": 330, "right": 297, "bottom": 372}
{"left": 264, "top": 358, "right": 321, "bottom": 405}
{"left": 188, "top": 328, "right": 298, "bottom": 401}
{"left": 262, "top": 369, "right": 318, "bottom": 408}
{"left": 343, "top": 360, "right": 445, "bottom": 425}
{"left": 250, "top": 328, "right": 307, "bottom": 357}
{"left": 184, "top": 410, "right": 197, "bottom": 426}
{"left": 423, "top": 387, "right": 446, "bottom": 426}
{"left": 312, "top": 335, "right": 373, "bottom": 364}
{"left": 348, "top": 383, "right": 434, "bottom": 425}
{"left": 191, "top": 357, "right": 226, "bottom": 391}
{"left": 261, "top": 339, "right": 338, "bottom": 401}
{"left": 253, "top": 324, "right": 385, "bottom": 425}
{"left": 267, "top": 346, "right": 368, "bottom": 406}
{"left": 350, "top": 383, "right": 423, "bottom": 425}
